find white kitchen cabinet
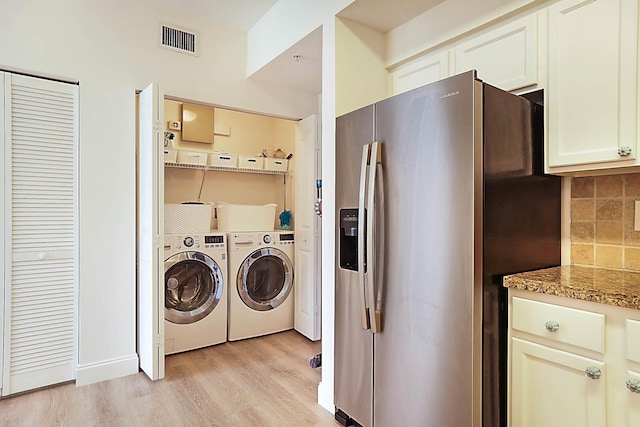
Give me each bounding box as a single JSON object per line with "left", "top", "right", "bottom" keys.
{"left": 509, "top": 290, "right": 640, "bottom": 427}
{"left": 1, "top": 72, "right": 78, "bottom": 395}
{"left": 546, "top": 0, "right": 639, "bottom": 172}
{"left": 511, "top": 338, "right": 606, "bottom": 426}
{"left": 390, "top": 50, "right": 450, "bottom": 96}
{"left": 453, "top": 14, "right": 538, "bottom": 92}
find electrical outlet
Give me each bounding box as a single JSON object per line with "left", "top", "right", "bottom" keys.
{"left": 635, "top": 201, "right": 640, "bottom": 231}
{"left": 168, "top": 120, "right": 181, "bottom": 131}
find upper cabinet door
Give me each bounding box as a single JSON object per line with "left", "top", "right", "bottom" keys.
{"left": 390, "top": 51, "right": 450, "bottom": 95}
{"left": 453, "top": 14, "right": 538, "bottom": 92}
{"left": 547, "top": 0, "right": 639, "bottom": 170}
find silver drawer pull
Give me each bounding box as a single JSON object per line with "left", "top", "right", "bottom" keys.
{"left": 627, "top": 379, "right": 640, "bottom": 393}
{"left": 585, "top": 366, "right": 601, "bottom": 380}
{"left": 545, "top": 320, "right": 560, "bottom": 332}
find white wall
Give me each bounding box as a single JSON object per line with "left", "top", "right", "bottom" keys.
{"left": 247, "top": 0, "right": 354, "bottom": 76}
{"left": 386, "top": 0, "right": 541, "bottom": 67}
{"left": 0, "top": 0, "right": 317, "bottom": 386}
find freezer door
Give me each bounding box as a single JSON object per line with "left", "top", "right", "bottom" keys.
{"left": 372, "top": 72, "right": 482, "bottom": 426}
{"left": 335, "top": 105, "right": 375, "bottom": 427}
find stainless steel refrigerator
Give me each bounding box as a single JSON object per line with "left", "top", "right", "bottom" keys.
{"left": 334, "top": 71, "right": 560, "bottom": 427}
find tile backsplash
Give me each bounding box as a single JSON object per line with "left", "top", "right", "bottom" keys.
{"left": 571, "top": 174, "right": 640, "bottom": 270}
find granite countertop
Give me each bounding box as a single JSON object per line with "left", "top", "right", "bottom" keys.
{"left": 503, "top": 265, "right": 640, "bottom": 310}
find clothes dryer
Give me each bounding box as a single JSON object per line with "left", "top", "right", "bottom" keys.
{"left": 227, "top": 231, "right": 295, "bottom": 341}
{"left": 164, "top": 232, "right": 227, "bottom": 354}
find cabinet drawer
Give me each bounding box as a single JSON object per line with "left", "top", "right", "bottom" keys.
{"left": 627, "top": 320, "right": 640, "bottom": 363}
{"left": 512, "top": 297, "right": 605, "bottom": 353}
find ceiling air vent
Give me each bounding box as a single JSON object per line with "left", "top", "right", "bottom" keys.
{"left": 160, "top": 24, "right": 199, "bottom": 56}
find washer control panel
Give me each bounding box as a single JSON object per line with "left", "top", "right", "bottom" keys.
{"left": 164, "top": 234, "right": 226, "bottom": 251}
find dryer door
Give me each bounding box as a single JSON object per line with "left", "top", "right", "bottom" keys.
{"left": 237, "top": 248, "right": 293, "bottom": 311}
{"left": 164, "top": 252, "right": 224, "bottom": 324}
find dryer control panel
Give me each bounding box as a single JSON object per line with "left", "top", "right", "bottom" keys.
{"left": 261, "top": 233, "right": 294, "bottom": 246}
{"left": 204, "top": 234, "right": 225, "bottom": 249}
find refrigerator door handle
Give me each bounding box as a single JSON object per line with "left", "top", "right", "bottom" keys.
{"left": 358, "top": 144, "right": 371, "bottom": 330}
{"left": 367, "top": 141, "right": 383, "bottom": 333}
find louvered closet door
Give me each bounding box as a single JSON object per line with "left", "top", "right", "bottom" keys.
{"left": 2, "top": 73, "right": 78, "bottom": 395}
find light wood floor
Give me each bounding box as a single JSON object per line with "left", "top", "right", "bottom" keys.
{"left": 0, "top": 330, "right": 336, "bottom": 426}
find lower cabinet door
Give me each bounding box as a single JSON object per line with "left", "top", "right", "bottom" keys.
{"left": 626, "top": 370, "right": 640, "bottom": 427}
{"left": 511, "top": 338, "right": 606, "bottom": 427}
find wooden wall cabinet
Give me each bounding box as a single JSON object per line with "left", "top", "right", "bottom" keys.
{"left": 546, "top": 0, "right": 640, "bottom": 173}
{"left": 389, "top": 13, "right": 541, "bottom": 96}
{"left": 390, "top": 50, "right": 450, "bottom": 95}
{"left": 453, "top": 14, "right": 539, "bottom": 93}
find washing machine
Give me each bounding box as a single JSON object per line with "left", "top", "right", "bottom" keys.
{"left": 227, "top": 231, "right": 295, "bottom": 341}
{"left": 164, "top": 232, "right": 227, "bottom": 354}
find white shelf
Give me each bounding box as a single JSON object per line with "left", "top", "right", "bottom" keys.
{"left": 164, "top": 162, "right": 289, "bottom": 175}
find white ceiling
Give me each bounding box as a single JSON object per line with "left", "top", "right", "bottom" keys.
{"left": 151, "top": 0, "right": 444, "bottom": 97}
{"left": 337, "top": 0, "right": 446, "bottom": 33}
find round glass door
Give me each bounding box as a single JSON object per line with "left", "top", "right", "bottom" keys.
{"left": 237, "top": 248, "right": 293, "bottom": 311}
{"left": 164, "top": 251, "right": 223, "bottom": 324}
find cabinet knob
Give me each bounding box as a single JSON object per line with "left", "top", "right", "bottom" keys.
{"left": 618, "top": 146, "right": 632, "bottom": 156}
{"left": 585, "top": 366, "right": 602, "bottom": 380}
{"left": 627, "top": 379, "right": 640, "bottom": 393}
{"left": 545, "top": 320, "right": 560, "bottom": 332}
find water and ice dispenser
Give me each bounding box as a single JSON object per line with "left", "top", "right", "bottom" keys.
{"left": 339, "top": 208, "right": 364, "bottom": 271}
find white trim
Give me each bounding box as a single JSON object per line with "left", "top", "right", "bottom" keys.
{"left": 75, "top": 354, "right": 139, "bottom": 387}
{"left": 317, "top": 380, "right": 334, "bottom": 413}
{"left": 0, "top": 64, "right": 79, "bottom": 85}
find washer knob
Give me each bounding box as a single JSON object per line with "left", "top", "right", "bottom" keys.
{"left": 263, "top": 234, "right": 272, "bottom": 244}
{"left": 183, "top": 236, "right": 194, "bottom": 247}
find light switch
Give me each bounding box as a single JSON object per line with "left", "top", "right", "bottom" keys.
{"left": 635, "top": 201, "right": 640, "bottom": 231}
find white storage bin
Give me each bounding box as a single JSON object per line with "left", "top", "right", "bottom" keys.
{"left": 238, "top": 156, "right": 264, "bottom": 170}
{"left": 264, "top": 158, "right": 288, "bottom": 172}
{"left": 177, "top": 150, "right": 208, "bottom": 166}
{"left": 216, "top": 202, "right": 276, "bottom": 231}
{"left": 164, "top": 148, "right": 177, "bottom": 163}
{"left": 208, "top": 153, "right": 238, "bottom": 168}
{"left": 165, "top": 203, "right": 212, "bottom": 233}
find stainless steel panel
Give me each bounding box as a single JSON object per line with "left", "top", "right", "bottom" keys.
{"left": 335, "top": 105, "right": 374, "bottom": 427}
{"left": 372, "top": 72, "right": 480, "bottom": 426}
{"left": 482, "top": 85, "right": 561, "bottom": 426}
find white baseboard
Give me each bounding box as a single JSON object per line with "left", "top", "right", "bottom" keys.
{"left": 75, "top": 354, "right": 139, "bottom": 386}
{"left": 317, "top": 380, "right": 334, "bottom": 413}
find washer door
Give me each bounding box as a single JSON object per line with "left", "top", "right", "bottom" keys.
{"left": 237, "top": 247, "right": 293, "bottom": 311}
{"left": 165, "top": 251, "right": 224, "bottom": 324}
